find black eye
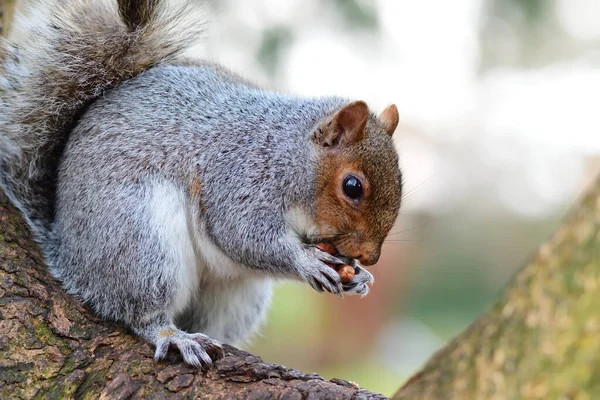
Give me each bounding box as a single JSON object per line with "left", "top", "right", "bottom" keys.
{"left": 343, "top": 175, "right": 363, "bottom": 200}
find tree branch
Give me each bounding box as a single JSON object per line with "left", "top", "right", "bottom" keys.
{"left": 394, "top": 177, "right": 600, "bottom": 399}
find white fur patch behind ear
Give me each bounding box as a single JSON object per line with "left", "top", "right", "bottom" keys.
{"left": 284, "top": 207, "right": 319, "bottom": 243}
{"left": 194, "top": 224, "right": 250, "bottom": 279}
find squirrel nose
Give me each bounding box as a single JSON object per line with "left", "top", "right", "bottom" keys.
{"left": 358, "top": 250, "right": 380, "bottom": 266}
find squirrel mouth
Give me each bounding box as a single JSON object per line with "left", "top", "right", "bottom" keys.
{"left": 314, "top": 241, "right": 358, "bottom": 268}
{"left": 313, "top": 241, "right": 363, "bottom": 286}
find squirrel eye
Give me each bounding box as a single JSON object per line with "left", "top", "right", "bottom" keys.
{"left": 342, "top": 175, "right": 363, "bottom": 200}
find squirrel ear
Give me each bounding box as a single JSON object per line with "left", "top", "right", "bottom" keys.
{"left": 314, "top": 101, "right": 369, "bottom": 147}
{"left": 380, "top": 104, "right": 399, "bottom": 136}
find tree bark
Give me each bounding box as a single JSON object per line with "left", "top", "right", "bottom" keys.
{"left": 394, "top": 176, "right": 600, "bottom": 399}
{"left": 0, "top": 190, "right": 387, "bottom": 399}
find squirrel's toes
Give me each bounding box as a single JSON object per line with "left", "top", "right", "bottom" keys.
{"left": 153, "top": 328, "right": 224, "bottom": 367}
{"left": 342, "top": 264, "right": 374, "bottom": 297}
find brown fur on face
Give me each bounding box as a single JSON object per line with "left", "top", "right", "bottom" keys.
{"left": 313, "top": 102, "right": 402, "bottom": 266}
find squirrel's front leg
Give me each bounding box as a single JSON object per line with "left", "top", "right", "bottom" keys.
{"left": 293, "top": 245, "right": 347, "bottom": 295}
{"left": 208, "top": 208, "right": 359, "bottom": 296}
{"left": 302, "top": 245, "right": 375, "bottom": 296}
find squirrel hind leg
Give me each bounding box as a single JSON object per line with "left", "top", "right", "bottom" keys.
{"left": 133, "top": 317, "right": 224, "bottom": 367}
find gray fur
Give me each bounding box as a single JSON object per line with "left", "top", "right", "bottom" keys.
{"left": 54, "top": 65, "right": 354, "bottom": 345}
{"left": 0, "top": 0, "right": 398, "bottom": 366}
{"left": 0, "top": 0, "right": 205, "bottom": 246}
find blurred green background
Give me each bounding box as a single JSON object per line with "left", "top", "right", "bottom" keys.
{"left": 193, "top": 0, "right": 600, "bottom": 396}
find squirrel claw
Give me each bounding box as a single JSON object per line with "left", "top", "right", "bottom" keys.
{"left": 306, "top": 268, "right": 344, "bottom": 295}
{"left": 308, "top": 246, "right": 345, "bottom": 265}
{"left": 154, "top": 329, "right": 223, "bottom": 368}
{"left": 300, "top": 253, "right": 344, "bottom": 295}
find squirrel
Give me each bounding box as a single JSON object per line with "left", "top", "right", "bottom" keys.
{"left": 0, "top": 0, "right": 402, "bottom": 367}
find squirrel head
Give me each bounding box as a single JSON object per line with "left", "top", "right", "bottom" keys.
{"left": 312, "top": 101, "right": 402, "bottom": 266}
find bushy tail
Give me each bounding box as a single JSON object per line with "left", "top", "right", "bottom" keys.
{"left": 0, "top": 0, "right": 205, "bottom": 246}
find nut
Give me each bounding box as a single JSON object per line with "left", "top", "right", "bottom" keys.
{"left": 316, "top": 242, "right": 354, "bottom": 284}
{"left": 338, "top": 265, "right": 355, "bottom": 284}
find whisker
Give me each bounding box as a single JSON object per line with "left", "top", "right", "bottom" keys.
{"left": 305, "top": 233, "right": 346, "bottom": 240}
{"left": 303, "top": 232, "right": 349, "bottom": 243}
{"left": 401, "top": 175, "right": 435, "bottom": 203}
{"left": 387, "top": 219, "right": 435, "bottom": 236}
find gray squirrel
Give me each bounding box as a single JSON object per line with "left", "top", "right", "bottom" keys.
{"left": 0, "top": 0, "right": 402, "bottom": 367}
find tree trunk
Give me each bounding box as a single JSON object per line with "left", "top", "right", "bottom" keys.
{"left": 394, "top": 176, "right": 600, "bottom": 399}
{"left": 0, "top": 190, "right": 387, "bottom": 399}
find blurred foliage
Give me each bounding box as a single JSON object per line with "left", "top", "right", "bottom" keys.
{"left": 502, "top": 0, "right": 550, "bottom": 25}
{"left": 328, "top": 0, "right": 379, "bottom": 31}
{"left": 405, "top": 214, "right": 563, "bottom": 337}
{"left": 479, "top": 0, "right": 590, "bottom": 70}
{"left": 253, "top": 0, "right": 379, "bottom": 76}
{"left": 405, "top": 253, "right": 494, "bottom": 338}
{"left": 257, "top": 27, "right": 292, "bottom": 75}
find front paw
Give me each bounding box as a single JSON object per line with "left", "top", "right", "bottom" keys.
{"left": 298, "top": 248, "right": 344, "bottom": 295}
{"left": 342, "top": 264, "right": 374, "bottom": 296}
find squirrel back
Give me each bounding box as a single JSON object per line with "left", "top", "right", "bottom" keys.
{"left": 0, "top": 0, "right": 205, "bottom": 246}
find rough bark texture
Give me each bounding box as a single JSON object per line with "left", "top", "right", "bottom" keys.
{"left": 394, "top": 177, "right": 600, "bottom": 399}
{"left": 0, "top": 191, "right": 387, "bottom": 400}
